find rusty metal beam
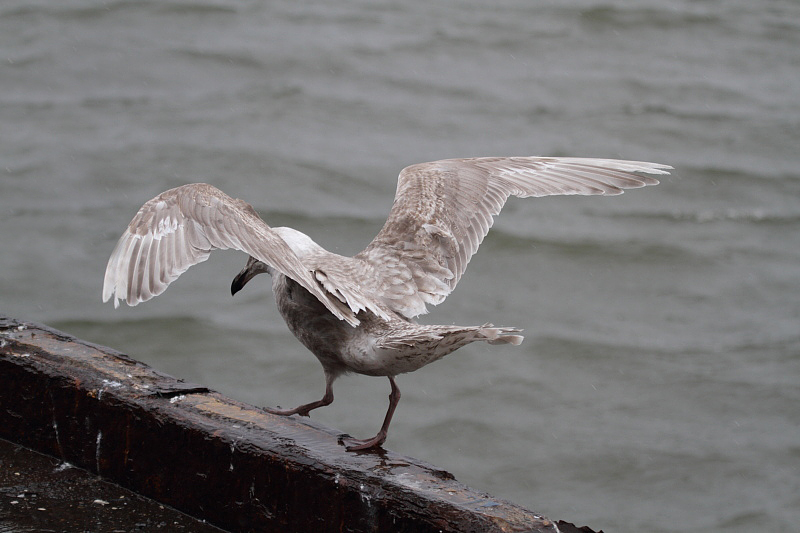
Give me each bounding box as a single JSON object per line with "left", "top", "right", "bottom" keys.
{"left": 0, "top": 315, "right": 569, "bottom": 533}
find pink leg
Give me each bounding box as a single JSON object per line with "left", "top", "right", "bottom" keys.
{"left": 343, "top": 376, "right": 401, "bottom": 452}
{"left": 264, "top": 373, "right": 334, "bottom": 417}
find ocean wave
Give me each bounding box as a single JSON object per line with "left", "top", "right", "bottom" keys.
{"left": 611, "top": 207, "right": 800, "bottom": 225}
{"left": 576, "top": 4, "right": 723, "bottom": 30}
{"left": 170, "top": 48, "right": 266, "bottom": 70}
{"left": 0, "top": 0, "right": 237, "bottom": 20}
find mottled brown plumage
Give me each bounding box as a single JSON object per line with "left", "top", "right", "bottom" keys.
{"left": 103, "top": 156, "right": 670, "bottom": 450}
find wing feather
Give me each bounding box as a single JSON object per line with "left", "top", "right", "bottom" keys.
{"left": 103, "top": 183, "right": 358, "bottom": 326}
{"left": 356, "top": 156, "right": 670, "bottom": 318}
{"left": 103, "top": 158, "right": 669, "bottom": 325}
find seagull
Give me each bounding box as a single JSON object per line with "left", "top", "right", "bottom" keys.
{"left": 103, "top": 156, "right": 670, "bottom": 450}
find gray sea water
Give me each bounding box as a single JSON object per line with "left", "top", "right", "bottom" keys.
{"left": 2, "top": 1, "right": 799, "bottom": 531}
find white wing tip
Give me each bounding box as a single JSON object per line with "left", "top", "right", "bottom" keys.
{"left": 102, "top": 285, "right": 151, "bottom": 309}
{"left": 101, "top": 284, "right": 126, "bottom": 309}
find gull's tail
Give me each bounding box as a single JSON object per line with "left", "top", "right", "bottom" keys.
{"left": 480, "top": 323, "right": 524, "bottom": 346}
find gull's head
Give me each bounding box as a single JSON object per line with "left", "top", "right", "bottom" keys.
{"left": 230, "top": 227, "right": 323, "bottom": 297}
{"left": 231, "top": 255, "right": 271, "bottom": 296}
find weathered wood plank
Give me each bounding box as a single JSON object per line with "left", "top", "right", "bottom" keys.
{"left": 0, "top": 315, "right": 563, "bottom": 533}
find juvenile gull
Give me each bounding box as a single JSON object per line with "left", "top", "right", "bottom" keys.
{"left": 103, "top": 156, "right": 670, "bottom": 450}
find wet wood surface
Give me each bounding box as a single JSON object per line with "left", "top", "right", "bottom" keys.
{"left": 0, "top": 315, "right": 566, "bottom": 533}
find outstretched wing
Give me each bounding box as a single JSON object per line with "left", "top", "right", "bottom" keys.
{"left": 356, "top": 157, "right": 671, "bottom": 318}
{"left": 102, "top": 183, "right": 359, "bottom": 326}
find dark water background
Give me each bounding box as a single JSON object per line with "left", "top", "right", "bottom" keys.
{"left": 2, "top": 1, "right": 799, "bottom": 531}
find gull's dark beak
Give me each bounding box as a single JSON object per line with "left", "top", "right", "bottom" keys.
{"left": 231, "top": 256, "right": 269, "bottom": 296}
{"left": 230, "top": 269, "right": 250, "bottom": 296}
